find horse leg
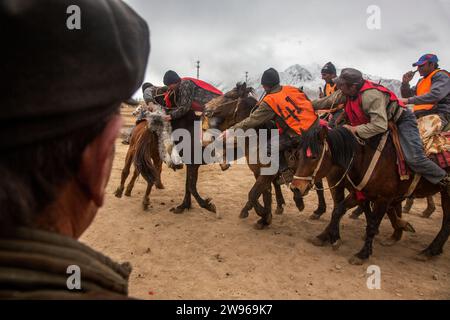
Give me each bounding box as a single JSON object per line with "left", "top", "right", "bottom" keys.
{"left": 142, "top": 182, "right": 153, "bottom": 211}
{"left": 255, "top": 183, "right": 273, "bottom": 230}
{"left": 249, "top": 175, "right": 273, "bottom": 229}
{"left": 349, "top": 200, "right": 389, "bottom": 265}
{"left": 151, "top": 147, "right": 165, "bottom": 189}
{"left": 240, "top": 172, "right": 262, "bottom": 219}
{"left": 312, "top": 193, "right": 359, "bottom": 248}
{"left": 170, "top": 165, "right": 192, "bottom": 214}
{"left": 292, "top": 188, "right": 305, "bottom": 212}
{"left": 380, "top": 202, "right": 415, "bottom": 247}
{"left": 312, "top": 180, "right": 327, "bottom": 218}
{"left": 125, "top": 166, "right": 139, "bottom": 197}
{"left": 421, "top": 195, "right": 436, "bottom": 218}
{"left": 402, "top": 198, "right": 413, "bottom": 214}
{"left": 273, "top": 182, "right": 285, "bottom": 215}
{"left": 416, "top": 191, "right": 450, "bottom": 260}
{"left": 349, "top": 205, "right": 364, "bottom": 219}
{"left": 189, "top": 164, "right": 216, "bottom": 213}
{"left": 114, "top": 148, "right": 134, "bottom": 198}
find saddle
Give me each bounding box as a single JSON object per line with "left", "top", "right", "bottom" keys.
{"left": 390, "top": 115, "right": 450, "bottom": 182}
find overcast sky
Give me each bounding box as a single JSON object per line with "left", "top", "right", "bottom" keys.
{"left": 124, "top": 0, "right": 450, "bottom": 89}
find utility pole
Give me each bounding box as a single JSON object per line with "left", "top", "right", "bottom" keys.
{"left": 196, "top": 60, "right": 200, "bottom": 79}
{"left": 245, "top": 71, "right": 248, "bottom": 83}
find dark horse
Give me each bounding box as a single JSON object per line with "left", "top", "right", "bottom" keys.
{"left": 202, "top": 83, "right": 326, "bottom": 228}
{"left": 291, "top": 125, "right": 449, "bottom": 264}
{"left": 136, "top": 85, "right": 217, "bottom": 214}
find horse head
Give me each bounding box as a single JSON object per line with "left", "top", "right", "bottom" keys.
{"left": 290, "top": 125, "right": 331, "bottom": 195}
{"left": 201, "top": 82, "right": 256, "bottom": 145}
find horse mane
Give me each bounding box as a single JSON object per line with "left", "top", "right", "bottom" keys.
{"left": 300, "top": 125, "right": 358, "bottom": 168}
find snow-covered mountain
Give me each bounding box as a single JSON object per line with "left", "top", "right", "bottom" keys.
{"left": 216, "top": 63, "right": 402, "bottom": 100}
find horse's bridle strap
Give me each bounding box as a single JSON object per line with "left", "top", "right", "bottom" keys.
{"left": 293, "top": 140, "right": 329, "bottom": 182}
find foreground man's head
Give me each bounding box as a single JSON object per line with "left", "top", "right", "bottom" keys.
{"left": 0, "top": 0, "right": 149, "bottom": 299}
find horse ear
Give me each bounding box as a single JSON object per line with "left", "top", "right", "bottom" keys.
{"left": 318, "top": 125, "right": 328, "bottom": 141}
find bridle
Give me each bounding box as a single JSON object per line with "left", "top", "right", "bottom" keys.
{"left": 292, "top": 139, "right": 355, "bottom": 192}
{"left": 293, "top": 140, "right": 329, "bottom": 184}
{"left": 204, "top": 97, "right": 242, "bottom": 124}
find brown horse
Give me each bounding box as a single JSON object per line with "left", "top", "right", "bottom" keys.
{"left": 114, "top": 119, "right": 163, "bottom": 210}
{"left": 291, "top": 125, "right": 449, "bottom": 264}
{"left": 202, "top": 83, "right": 318, "bottom": 229}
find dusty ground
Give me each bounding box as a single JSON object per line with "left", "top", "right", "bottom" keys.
{"left": 81, "top": 107, "right": 450, "bottom": 300}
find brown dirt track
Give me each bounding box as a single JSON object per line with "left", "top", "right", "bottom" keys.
{"left": 81, "top": 106, "right": 450, "bottom": 300}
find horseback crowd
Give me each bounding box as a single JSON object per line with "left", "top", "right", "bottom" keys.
{"left": 1, "top": 0, "right": 449, "bottom": 299}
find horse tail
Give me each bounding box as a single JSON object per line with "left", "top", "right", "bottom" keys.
{"left": 134, "top": 127, "right": 161, "bottom": 187}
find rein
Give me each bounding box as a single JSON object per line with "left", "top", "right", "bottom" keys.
{"left": 292, "top": 139, "right": 355, "bottom": 192}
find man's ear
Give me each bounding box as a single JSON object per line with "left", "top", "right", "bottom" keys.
{"left": 78, "top": 114, "right": 123, "bottom": 207}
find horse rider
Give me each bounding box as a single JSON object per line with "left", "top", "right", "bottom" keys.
{"left": 161, "top": 70, "right": 222, "bottom": 122}
{"left": 313, "top": 68, "right": 450, "bottom": 193}
{"left": 219, "top": 67, "right": 318, "bottom": 185}
{"left": 0, "top": 0, "right": 149, "bottom": 298}
{"left": 400, "top": 53, "right": 450, "bottom": 129}
{"left": 319, "top": 62, "right": 345, "bottom": 128}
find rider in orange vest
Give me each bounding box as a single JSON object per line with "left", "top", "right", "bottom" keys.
{"left": 401, "top": 54, "right": 450, "bottom": 128}
{"left": 222, "top": 68, "right": 319, "bottom": 184}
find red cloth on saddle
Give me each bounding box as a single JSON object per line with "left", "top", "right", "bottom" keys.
{"left": 345, "top": 81, "right": 405, "bottom": 126}
{"left": 164, "top": 78, "right": 223, "bottom": 111}
{"left": 429, "top": 132, "right": 450, "bottom": 169}
{"left": 182, "top": 77, "right": 223, "bottom": 95}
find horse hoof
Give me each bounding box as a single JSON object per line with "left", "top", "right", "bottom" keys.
{"left": 156, "top": 183, "right": 165, "bottom": 190}
{"left": 124, "top": 191, "right": 132, "bottom": 197}
{"left": 420, "top": 209, "right": 435, "bottom": 219}
{"left": 310, "top": 237, "right": 327, "bottom": 247}
{"left": 203, "top": 198, "right": 216, "bottom": 213}
{"left": 313, "top": 207, "right": 326, "bottom": 216}
{"left": 207, "top": 204, "right": 217, "bottom": 213}
{"left": 142, "top": 203, "right": 150, "bottom": 211}
{"left": 253, "top": 219, "right": 269, "bottom": 230}
{"left": 331, "top": 239, "right": 343, "bottom": 251}
{"left": 170, "top": 206, "right": 186, "bottom": 214}
{"left": 309, "top": 213, "right": 321, "bottom": 221}
{"left": 215, "top": 212, "right": 223, "bottom": 219}
{"left": 403, "top": 222, "right": 416, "bottom": 233}
{"left": 348, "top": 255, "right": 366, "bottom": 265}
{"left": 239, "top": 210, "right": 249, "bottom": 219}
{"left": 253, "top": 222, "right": 266, "bottom": 230}
{"left": 415, "top": 252, "right": 432, "bottom": 262}
{"left": 114, "top": 188, "right": 123, "bottom": 198}
{"left": 380, "top": 238, "right": 398, "bottom": 247}
{"left": 275, "top": 207, "right": 284, "bottom": 215}
{"left": 414, "top": 248, "right": 439, "bottom": 262}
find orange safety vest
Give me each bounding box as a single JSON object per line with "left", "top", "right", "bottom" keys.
{"left": 324, "top": 82, "right": 337, "bottom": 97}
{"left": 263, "top": 86, "right": 318, "bottom": 135}
{"left": 414, "top": 69, "right": 450, "bottom": 112}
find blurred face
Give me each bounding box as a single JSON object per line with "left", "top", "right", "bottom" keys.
{"left": 338, "top": 82, "right": 359, "bottom": 97}
{"left": 321, "top": 73, "right": 335, "bottom": 82}
{"left": 417, "top": 61, "right": 435, "bottom": 77}
{"left": 168, "top": 82, "right": 180, "bottom": 90}
{"left": 263, "top": 85, "right": 272, "bottom": 93}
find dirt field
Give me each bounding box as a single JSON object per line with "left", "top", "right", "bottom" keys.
{"left": 81, "top": 107, "right": 450, "bottom": 300}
